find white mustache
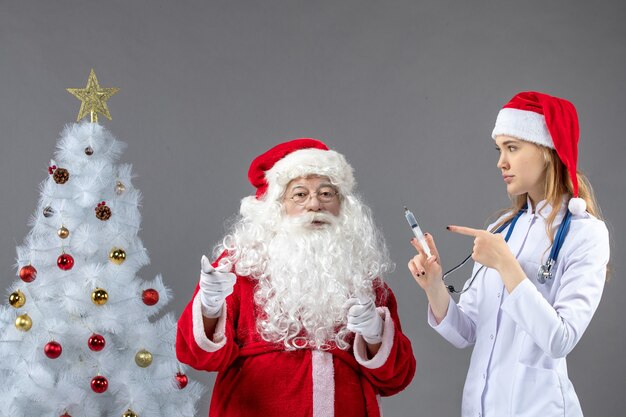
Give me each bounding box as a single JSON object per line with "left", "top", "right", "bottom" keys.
{"left": 282, "top": 212, "right": 338, "bottom": 228}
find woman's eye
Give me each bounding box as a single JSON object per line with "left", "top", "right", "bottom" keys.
{"left": 508, "top": 146, "right": 517, "bottom": 152}
{"left": 294, "top": 192, "right": 307, "bottom": 198}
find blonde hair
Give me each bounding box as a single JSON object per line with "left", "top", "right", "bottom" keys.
{"left": 490, "top": 145, "right": 609, "bottom": 278}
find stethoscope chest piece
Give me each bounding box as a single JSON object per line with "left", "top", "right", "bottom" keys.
{"left": 537, "top": 259, "right": 555, "bottom": 284}
{"left": 536, "top": 208, "right": 573, "bottom": 285}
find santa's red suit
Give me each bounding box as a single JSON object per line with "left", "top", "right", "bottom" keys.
{"left": 176, "top": 262, "right": 416, "bottom": 417}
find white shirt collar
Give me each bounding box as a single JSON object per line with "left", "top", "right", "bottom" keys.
{"left": 525, "top": 195, "right": 568, "bottom": 220}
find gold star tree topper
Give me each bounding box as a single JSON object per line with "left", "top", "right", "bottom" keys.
{"left": 67, "top": 69, "right": 119, "bottom": 123}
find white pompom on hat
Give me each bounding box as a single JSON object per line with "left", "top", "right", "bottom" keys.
{"left": 492, "top": 91, "right": 586, "bottom": 215}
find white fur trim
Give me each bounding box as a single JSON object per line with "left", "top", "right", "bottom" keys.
{"left": 568, "top": 197, "right": 587, "bottom": 215}
{"left": 312, "top": 350, "right": 335, "bottom": 417}
{"left": 492, "top": 108, "right": 554, "bottom": 148}
{"left": 263, "top": 148, "right": 355, "bottom": 202}
{"left": 192, "top": 292, "right": 228, "bottom": 352}
{"left": 353, "top": 307, "right": 394, "bottom": 369}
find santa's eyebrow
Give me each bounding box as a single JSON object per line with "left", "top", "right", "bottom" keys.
{"left": 289, "top": 183, "right": 336, "bottom": 190}
{"left": 289, "top": 185, "right": 309, "bottom": 191}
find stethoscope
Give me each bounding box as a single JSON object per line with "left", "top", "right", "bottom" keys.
{"left": 444, "top": 204, "right": 573, "bottom": 294}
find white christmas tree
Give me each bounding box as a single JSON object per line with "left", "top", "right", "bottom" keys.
{"left": 0, "top": 70, "right": 202, "bottom": 417}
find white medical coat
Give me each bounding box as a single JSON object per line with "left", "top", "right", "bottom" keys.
{"left": 429, "top": 198, "right": 610, "bottom": 417}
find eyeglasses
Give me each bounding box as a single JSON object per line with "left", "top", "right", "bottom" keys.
{"left": 287, "top": 188, "right": 340, "bottom": 206}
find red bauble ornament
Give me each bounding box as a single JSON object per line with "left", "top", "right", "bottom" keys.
{"left": 57, "top": 253, "right": 74, "bottom": 271}
{"left": 175, "top": 372, "right": 188, "bottom": 389}
{"left": 60, "top": 413, "right": 71, "bottom": 417}
{"left": 88, "top": 334, "right": 106, "bottom": 351}
{"left": 44, "top": 341, "right": 63, "bottom": 359}
{"left": 19, "top": 265, "right": 37, "bottom": 282}
{"left": 142, "top": 288, "right": 159, "bottom": 306}
{"left": 90, "top": 375, "right": 108, "bottom": 393}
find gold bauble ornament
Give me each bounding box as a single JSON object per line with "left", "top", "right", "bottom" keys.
{"left": 122, "top": 409, "right": 138, "bottom": 417}
{"left": 15, "top": 313, "right": 32, "bottom": 331}
{"left": 91, "top": 288, "right": 109, "bottom": 305}
{"left": 108, "top": 247, "right": 126, "bottom": 265}
{"left": 9, "top": 290, "right": 26, "bottom": 308}
{"left": 115, "top": 180, "right": 126, "bottom": 195}
{"left": 134, "top": 349, "right": 153, "bottom": 368}
{"left": 57, "top": 225, "right": 70, "bottom": 239}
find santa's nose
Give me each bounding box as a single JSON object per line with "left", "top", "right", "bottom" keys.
{"left": 304, "top": 196, "right": 323, "bottom": 211}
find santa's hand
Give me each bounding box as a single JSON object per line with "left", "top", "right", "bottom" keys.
{"left": 199, "top": 255, "right": 237, "bottom": 318}
{"left": 344, "top": 297, "right": 384, "bottom": 345}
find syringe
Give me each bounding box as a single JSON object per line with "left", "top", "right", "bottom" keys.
{"left": 404, "top": 206, "right": 432, "bottom": 258}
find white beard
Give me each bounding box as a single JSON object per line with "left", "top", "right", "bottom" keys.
{"left": 217, "top": 195, "right": 392, "bottom": 350}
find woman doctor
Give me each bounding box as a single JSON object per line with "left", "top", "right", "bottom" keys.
{"left": 408, "top": 91, "right": 610, "bottom": 417}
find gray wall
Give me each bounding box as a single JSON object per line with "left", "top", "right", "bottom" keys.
{"left": 1, "top": 1, "right": 624, "bottom": 416}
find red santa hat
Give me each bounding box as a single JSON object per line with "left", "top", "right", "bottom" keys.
{"left": 248, "top": 138, "right": 355, "bottom": 200}
{"left": 491, "top": 91, "right": 586, "bottom": 215}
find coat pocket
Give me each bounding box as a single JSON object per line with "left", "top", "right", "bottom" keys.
{"left": 510, "top": 363, "right": 567, "bottom": 417}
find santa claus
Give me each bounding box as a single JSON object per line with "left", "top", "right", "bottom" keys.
{"left": 176, "top": 139, "right": 415, "bottom": 417}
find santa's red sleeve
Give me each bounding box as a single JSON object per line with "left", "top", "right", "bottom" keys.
{"left": 352, "top": 284, "right": 416, "bottom": 396}
{"left": 175, "top": 256, "right": 240, "bottom": 372}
